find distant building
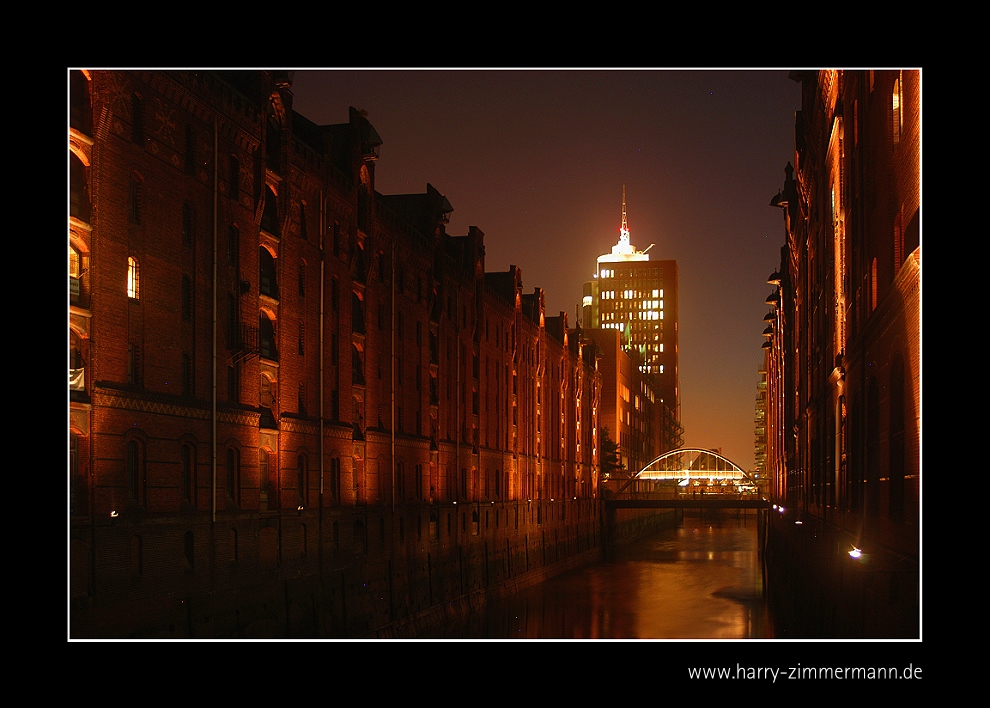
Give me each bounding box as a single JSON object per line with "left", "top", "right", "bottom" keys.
{"left": 754, "top": 368, "right": 767, "bottom": 475}
{"left": 582, "top": 328, "right": 660, "bottom": 475}
{"left": 582, "top": 187, "right": 682, "bottom": 457}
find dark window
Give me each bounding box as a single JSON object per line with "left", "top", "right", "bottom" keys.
{"left": 182, "top": 203, "right": 194, "bottom": 247}
{"left": 182, "top": 275, "right": 192, "bottom": 321}
{"left": 127, "top": 439, "right": 144, "bottom": 505}
{"left": 261, "top": 186, "right": 280, "bottom": 236}
{"left": 131, "top": 93, "right": 144, "bottom": 144}
{"left": 184, "top": 531, "right": 194, "bottom": 570}
{"left": 70, "top": 70, "right": 91, "bottom": 134}
{"left": 228, "top": 226, "right": 239, "bottom": 268}
{"left": 352, "top": 293, "right": 365, "bottom": 334}
{"left": 330, "top": 457, "right": 341, "bottom": 502}
{"left": 70, "top": 153, "right": 91, "bottom": 222}
{"left": 260, "top": 313, "right": 278, "bottom": 361}
{"left": 352, "top": 345, "right": 365, "bottom": 385}
{"left": 260, "top": 248, "right": 278, "bottom": 299}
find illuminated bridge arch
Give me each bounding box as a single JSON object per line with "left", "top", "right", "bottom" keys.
{"left": 635, "top": 448, "right": 753, "bottom": 484}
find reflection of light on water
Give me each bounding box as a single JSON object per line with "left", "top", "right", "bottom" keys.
{"left": 429, "top": 516, "right": 767, "bottom": 639}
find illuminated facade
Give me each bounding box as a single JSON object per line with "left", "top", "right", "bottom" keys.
{"left": 583, "top": 187, "right": 682, "bottom": 457}
{"left": 68, "top": 70, "right": 606, "bottom": 637}
{"left": 583, "top": 328, "right": 660, "bottom": 476}
{"left": 763, "top": 69, "right": 920, "bottom": 637}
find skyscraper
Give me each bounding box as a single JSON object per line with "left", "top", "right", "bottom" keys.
{"left": 583, "top": 186, "right": 680, "bottom": 451}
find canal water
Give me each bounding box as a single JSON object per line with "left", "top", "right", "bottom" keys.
{"left": 421, "top": 511, "right": 772, "bottom": 639}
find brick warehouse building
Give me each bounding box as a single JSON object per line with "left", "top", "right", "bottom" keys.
{"left": 762, "top": 70, "right": 920, "bottom": 637}
{"left": 69, "top": 70, "right": 612, "bottom": 638}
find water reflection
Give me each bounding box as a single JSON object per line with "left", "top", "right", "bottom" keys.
{"left": 425, "top": 513, "right": 771, "bottom": 639}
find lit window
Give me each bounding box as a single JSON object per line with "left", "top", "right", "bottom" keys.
{"left": 127, "top": 257, "right": 140, "bottom": 299}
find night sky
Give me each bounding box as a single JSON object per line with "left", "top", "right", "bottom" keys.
{"left": 290, "top": 68, "right": 802, "bottom": 471}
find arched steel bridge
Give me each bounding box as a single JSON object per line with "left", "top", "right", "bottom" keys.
{"left": 605, "top": 448, "right": 769, "bottom": 510}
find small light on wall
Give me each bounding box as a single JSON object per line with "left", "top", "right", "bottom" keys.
{"left": 848, "top": 546, "right": 862, "bottom": 559}
{"left": 110, "top": 510, "right": 119, "bottom": 518}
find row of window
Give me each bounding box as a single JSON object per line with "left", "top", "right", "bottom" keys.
{"left": 124, "top": 438, "right": 348, "bottom": 509}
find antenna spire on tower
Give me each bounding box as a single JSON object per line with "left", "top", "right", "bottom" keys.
{"left": 619, "top": 185, "right": 630, "bottom": 244}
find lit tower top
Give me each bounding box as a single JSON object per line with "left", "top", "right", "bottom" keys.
{"left": 598, "top": 185, "right": 653, "bottom": 265}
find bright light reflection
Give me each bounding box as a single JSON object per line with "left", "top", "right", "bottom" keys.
{"left": 848, "top": 546, "right": 862, "bottom": 559}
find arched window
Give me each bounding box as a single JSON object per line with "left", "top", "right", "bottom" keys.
{"left": 70, "top": 70, "right": 91, "bottom": 135}
{"left": 260, "top": 312, "right": 278, "bottom": 361}
{"left": 127, "top": 257, "right": 140, "bottom": 299}
{"left": 352, "top": 292, "right": 365, "bottom": 334}
{"left": 260, "top": 247, "right": 278, "bottom": 299}
{"left": 127, "top": 438, "right": 145, "bottom": 506}
{"left": 70, "top": 153, "right": 91, "bottom": 222}
{"left": 261, "top": 186, "right": 280, "bottom": 236}
{"left": 352, "top": 344, "right": 365, "bottom": 385}
{"left": 259, "top": 374, "right": 276, "bottom": 428}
